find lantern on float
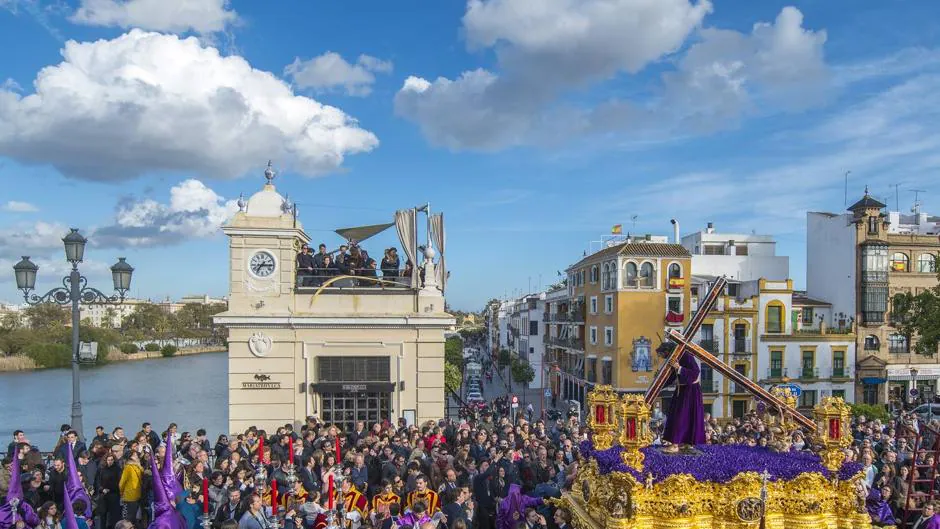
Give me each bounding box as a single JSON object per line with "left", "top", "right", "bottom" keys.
{"left": 618, "top": 394, "right": 653, "bottom": 471}
{"left": 813, "top": 396, "right": 852, "bottom": 471}
{"left": 586, "top": 385, "right": 619, "bottom": 450}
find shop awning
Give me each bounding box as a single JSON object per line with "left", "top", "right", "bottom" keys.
{"left": 861, "top": 377, "right": 888, "bottom": 385}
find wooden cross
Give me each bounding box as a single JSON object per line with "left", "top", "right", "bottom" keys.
{"left": 645, "top": 276, "right": 728, "bottom": 404}
{"left": 664, "top": 329, "right": 815, "bottom": 430}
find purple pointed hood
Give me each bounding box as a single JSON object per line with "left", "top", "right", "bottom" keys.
{"left": 6, "top": 451, "right": 23, "bottom": 501}
{"left": 65, "top": 443, "right": 93, "bottom": 518}
{"left": 147, "top": 450, "right": 187, "bottom": 529}
{"left": 1, "top": 453, "right": 39, "bottom": 529}
{"left": 149, "top": 450, "right": 173, "bottom": 517}
{"left": 161, "top": 437, "right": 183, "bottom": 498}
{"left": 62, "top": 479, "right": 80, "bottom": 529}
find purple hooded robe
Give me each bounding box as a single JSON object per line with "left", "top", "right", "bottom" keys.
{"left": 496, "top": 484, "right": 541, "bottom": 529}
{"left": 161, "top": 438, "right": 184, "bottom": 500}
{"left": 662, "top": 350, "right": 706, "bottom": 446}
{"left": 0, "top": 455, "right": 39, "bottom": 529}
{"left": 149, "top": 452, "right": 187, "bottom": 529}
{"left": 65, "top": 444, "right": 93, "bottom": 520}
{"left": 865, "top": 489, "right": 896, "bottom": 526}
{"left": 62, "top": 479, "right": 80, "bottom": 529}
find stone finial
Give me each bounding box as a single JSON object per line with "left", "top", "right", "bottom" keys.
{"left": 264, "top": 160, "right": 276, "bottom": 184}
{"left": 237, "top": 193, "right": 247, "bottom": 212}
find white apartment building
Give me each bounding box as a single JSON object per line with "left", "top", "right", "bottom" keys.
{"left": 681, "top": 221, "right": 789, "bottom": 281}
{"left": 505, "top": 293, "right": 546, "bottom": 389}
{"left": 681, "top": 222, "right": 853, "bottom": 417}
{"left": 747, "top": 280, "right": 856, "bottom": 409}
{"left": 808, "top": 191, "right": 940, "bottom": 405}
{"left": 79, "top": 294, "right": 229, "bottom": 328}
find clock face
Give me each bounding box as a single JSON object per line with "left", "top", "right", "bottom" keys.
{"left": 249, "top": 251, "right": 276, "bottom": 278}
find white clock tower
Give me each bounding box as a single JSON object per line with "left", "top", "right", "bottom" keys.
{"left": 216, "top": 163, "right": 454, "bottom": 434}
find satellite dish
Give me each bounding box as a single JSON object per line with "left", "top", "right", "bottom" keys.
{"left": 606, "top": 240, "right": 616, "bottom": 248}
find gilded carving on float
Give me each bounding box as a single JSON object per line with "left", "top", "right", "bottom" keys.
{"left": 559, "top": 392, "right": 872, "bottom": 529}
{"left": 587, "top": 385, "right": 618, "bottom": 450}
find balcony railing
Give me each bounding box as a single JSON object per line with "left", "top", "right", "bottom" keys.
{"left": 861, "top": 271, "right": 889, "bottom": 284}
{"left": 800, "top": 367, "right": 820, "bottom": 380}
{"left": 699, "top": 339, "right": 718, "bottom": 353}
{"left": 545, "top": 336, "right": 585, "bottom": 350}
{"left": 831, "top": 365, "right": 853, "bottom": 379}
{"left": 889, "top": 345, "right": 910, "bottom": 354}
{"left": 766, "top": 367, "right": 788, "bottom": 380}
{"left": 296, "top": 269, "right": 414, "bottom": 290}
{"left": 732, "top": 338, "right": 751, "bottom": 355}
{"left": 730, "top": 383, "right": 749, "bottom": 394}
{"left": 701, "top": 379, "right": 717, "bottom": 393}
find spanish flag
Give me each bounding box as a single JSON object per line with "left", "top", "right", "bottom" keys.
{"left": 611, "top": 224, "right": 623, "bottom": 234}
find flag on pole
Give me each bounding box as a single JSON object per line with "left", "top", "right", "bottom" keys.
{"left": 611, "top": 224, "right": 623, "bottom": 234}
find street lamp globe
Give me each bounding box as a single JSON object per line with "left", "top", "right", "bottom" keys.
{"left": 63, "top": 228, "right": 88, "bottom": 264}
{"left": 110, "top": 257, "right": 134, "bottom": 294}
{"left": 912, "top": 367, "right": 919, "bottom": 378}
{"left": 13, "top": 256, "right": 38, "bottom": 291}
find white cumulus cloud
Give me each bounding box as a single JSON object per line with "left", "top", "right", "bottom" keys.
{"left": 0, "top": 30, "right": 379, "bottom": 182}
{"left": 2, "top": 201, "right": 39, "bottom": 212}
{"left": 0, "top": 221, "right": 70, "bottom": 257}
{"left": 396, "top": 1, "right": 831, "bottom": 149}
{"left": 94, "top": 179, "right": 239, "bottom": 248}
{"left": 286, "top": 52, "right": 393, "bottom": 97}
{"left": 71, "top": 0, "right": 238, "bottom": 33}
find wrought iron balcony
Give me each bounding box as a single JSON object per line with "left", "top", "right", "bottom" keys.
{"left": 831, "top": 365, "right": 853, "bottom": 380}
{"left": 700, "top": 379, "right": 717, "bottom": 393}
{"left": 766, "top": 367, "right": 788, "bottom": 380}
{"left": 800, "top": 367, "right": 820, "bottom": 380}
{"left": 732, "top": 338, "right": 751, "bottom": 355}
{"left": 698, "top": 339, "right": 718, "bottom": 353}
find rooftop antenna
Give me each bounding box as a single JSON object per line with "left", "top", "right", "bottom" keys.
{"left": 843, "top": 170, "right": 851, "bottom": 206}
{"left": 631, "top": 215, "right": 638, "bottom": 232}
{"left": 890, "top": 183, "right": 903, "bottom": 211}
{"left": 911, "top": 189, "right": 927, "bottom": 215}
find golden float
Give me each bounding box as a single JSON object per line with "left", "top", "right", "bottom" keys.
{"left": 551, "top": 386, "right": 874, "bottom": 529}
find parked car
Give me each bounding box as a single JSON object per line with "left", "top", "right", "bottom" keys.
{"left": 466, "top": 391, "right": 484, "bottom": 402}
{"left": 912, "top": 403, "right": 940, "bottom": 422}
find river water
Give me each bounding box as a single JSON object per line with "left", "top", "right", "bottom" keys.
{"left": 0, "top": 352, "right": 228, "bottom": 449}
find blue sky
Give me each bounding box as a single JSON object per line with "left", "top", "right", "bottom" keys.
{"left": 0, "top": 0, "right": 938, "bottom": 311}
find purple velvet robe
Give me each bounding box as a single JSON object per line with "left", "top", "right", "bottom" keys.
{"left": 865, "top": 489, "right": 896, "bottom": 526}
{"left": 662, "top": 351, "right": 706, "bottom": 446}
{"left": 496, "top": 484, "right": 542, "bottom": 529}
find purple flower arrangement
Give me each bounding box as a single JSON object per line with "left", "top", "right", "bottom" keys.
{"left": 581, "top": 440, "right": 863, "bottom": 484}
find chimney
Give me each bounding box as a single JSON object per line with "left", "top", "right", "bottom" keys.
{"left": 706, "top": 222, "right": 714, "bottom": 234}
{"left": 670, "top": 218, "right": 680, "bottom": 244}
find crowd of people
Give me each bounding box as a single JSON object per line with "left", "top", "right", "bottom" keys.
{"left": 0, "top": 403, "right": 581, "bottom": 529}
{"left": 295, "top": 243, "right": 414, "bottom": 287}
{"left": 5, "top": 379, "right": 940, "bottom": 529}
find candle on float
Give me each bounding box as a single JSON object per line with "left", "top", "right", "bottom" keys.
{"left": 258, "top": 436, "right": 265, "bottom": 464}
{"left": 288, "top": 437, "right": 294, "bottom": 465}
{"left": 335, "top": 436, "right": 341, "bottom": 464}
{"left": 271, "top": 479, "right": 278, "bottom": 510}
{"left": 202, "top": 478, "right": 209, "bottom": 514}
{"left": 327, "top": 474, "right": 334, "bottom": 510}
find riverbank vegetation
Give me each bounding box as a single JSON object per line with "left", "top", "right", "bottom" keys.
{"left": 0, "top": 301, "right": 227, "bottom": 371}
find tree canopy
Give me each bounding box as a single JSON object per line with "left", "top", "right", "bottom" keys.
{"left": 892, "top": 288, "right": 940, "bottom": 356}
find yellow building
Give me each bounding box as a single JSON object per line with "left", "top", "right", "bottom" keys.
{"left": 556, "top": 240, "right": 692, "bottom": 403}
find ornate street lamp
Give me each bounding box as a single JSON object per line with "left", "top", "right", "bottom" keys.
{"left": 12, "top": 229, "right": 133, "bottom": 441}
